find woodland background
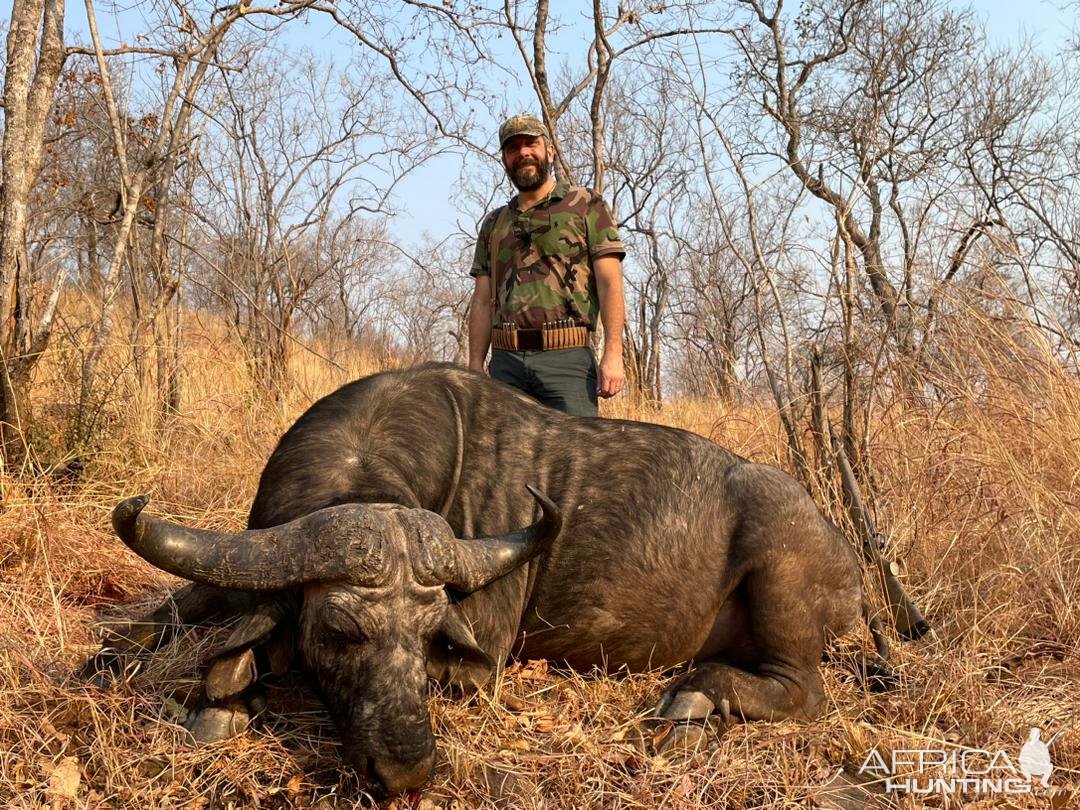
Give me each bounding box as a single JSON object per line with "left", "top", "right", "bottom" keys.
{"left": 0, "top": 0, "right": 1078, "bottom": 807}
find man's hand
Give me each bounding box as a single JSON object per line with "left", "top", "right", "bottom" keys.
{"left": 597, "top": 351, "right": 625, "bottom": 398}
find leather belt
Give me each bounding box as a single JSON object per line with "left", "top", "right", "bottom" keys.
{"left": 491, "top": 323, "right": 589, "bottom": 352}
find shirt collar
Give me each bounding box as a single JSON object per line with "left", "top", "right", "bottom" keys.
{"left": 510, "top": 180, "right": 568, "bottom": 211}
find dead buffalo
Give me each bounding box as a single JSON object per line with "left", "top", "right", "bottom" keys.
{"left": 87, "top": 363, "right": 884, "bottom": 793}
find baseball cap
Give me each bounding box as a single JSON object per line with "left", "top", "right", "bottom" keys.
{"left": 498, "top": 114, "right": 549, "bottom": 148}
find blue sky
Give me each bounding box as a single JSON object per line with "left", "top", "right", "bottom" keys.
{"left": 45, "top": 0, "right": 1078, "bottom": 246}
{"left": 975, "top": 0, "right": 1073, "bottom": 47}
{"left": 390, "top": 0, "right": 1078, "bottom": 240}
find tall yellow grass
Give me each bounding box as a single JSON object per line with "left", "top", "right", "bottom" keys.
{"left": 0, "top": 298, "right": 1076, "bottom": 808}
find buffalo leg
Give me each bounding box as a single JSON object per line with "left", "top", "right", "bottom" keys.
{"left": 184, "top": 682, "right": 265, "bottom": 743}
{"left": 81, "top": 583, "right": 258, "bottom": 685}
{"left": 184, "top": 646, "right": 266, "bottom": 743}
{"left": 651, "top": 657, "right": 824, "bottom": 754}
{"left": 185, "top": 610, "right": 297, "bottom": 743}
{"left": 185, "top": 696, "right": 253, "bottom": 741}
{"left": 655, "top": 552, "right": 854, "bottom": 731}
{"left": 652, "top": 643, "right": 826, "bottom": 754}
{"left": 656, "top": 657, "right": 825, "bottom": 724}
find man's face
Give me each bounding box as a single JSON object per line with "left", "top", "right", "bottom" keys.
{"left": 501, "top": 134, "right": 554, "bottom": 192}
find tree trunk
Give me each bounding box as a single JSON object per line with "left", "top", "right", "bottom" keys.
{"left": 0, "top": 0, "right": 66, "bottom": 462}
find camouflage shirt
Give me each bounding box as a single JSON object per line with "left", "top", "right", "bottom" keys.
{"left": 470, "top": 182, "right": 624, "bottom": 330}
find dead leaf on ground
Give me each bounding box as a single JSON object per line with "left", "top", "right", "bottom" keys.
{"left": 671, "top": 774, "right": 693, "bottom": 800}
{"left": 519, "top": 660, "right": 551, "bottom": 682}
{"left": 650, "top": 719, "right": 674, "bottom": 750}
{"left": 46, "top": 755, "right": 81, "bottom": 799}
{"left": 501, "top": 692, "right": 527, "bottom": 711}
{"left": 285, "top": 774, "right": 305, "bottom": 797}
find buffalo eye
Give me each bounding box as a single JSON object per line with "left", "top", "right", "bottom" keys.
{"left": 320, "top": 602, "right": 371, "bottom": 644}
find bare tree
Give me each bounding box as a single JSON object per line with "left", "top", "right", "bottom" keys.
{"left": 943, "top": 42, "right": 1080, "bottom": 350}
{"left": 37, "top": 59, "right": 166, "bottom": 448}
{"left": 597, "top": 73, "right": 697, "bottom": 402}
{"left": 498, "top": 1, "right": 734, "bottom": 189}
{"left": 672, "top": 226, "right": 753, "bottom": 401}
{"left": 379, "top": 238, "right": 473, "bottom": 366}
{"left": 192, "top": 46, "right": 436, "bottom": 393}
{"left": 301, "top": 216, "right": 395, "bottom": 353}
{"left": 0, "top": 0, "right": 66, "bottom": 463}
{"left": 64, "top": 0, "right": 324, "bottom": 444}
{"left": 754, "top": 1, "right": 1071, "bottom": 352}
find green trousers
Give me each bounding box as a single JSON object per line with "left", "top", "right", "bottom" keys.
{"left": 490, "top": 347, "right": 598, "bottom": 417}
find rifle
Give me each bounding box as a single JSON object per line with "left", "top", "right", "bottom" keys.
{"left": 829, "top": 426, "right": 931, "bottom": 641}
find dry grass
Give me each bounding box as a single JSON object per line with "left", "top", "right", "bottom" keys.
{"left": 1, "top": 301, "right": 1077, "bottom": 808}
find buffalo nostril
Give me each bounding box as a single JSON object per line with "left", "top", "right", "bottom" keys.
{"left": 371, "top": 750, "right": 436, "bottom": 794}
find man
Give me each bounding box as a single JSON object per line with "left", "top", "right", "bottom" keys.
{"left": 467, "top": 114, "right": 626, "bottom": 417}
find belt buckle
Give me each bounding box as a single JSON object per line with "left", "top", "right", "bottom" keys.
{"left": 519, "top": 330, "right": 543, "bottom": 351}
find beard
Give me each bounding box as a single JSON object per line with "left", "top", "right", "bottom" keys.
{"left": 508, "top": 157, "right": 551, "bottom": 191}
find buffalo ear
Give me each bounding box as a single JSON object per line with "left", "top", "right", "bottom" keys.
{"left": 208, "top": 594, "right": 296, "bottom": 668}
{"left": 426, "top": 605, "right": 493, "bottom": 691}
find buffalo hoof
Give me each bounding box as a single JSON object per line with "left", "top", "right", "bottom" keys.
{"left": 656, "top": 689, "right": 716, "bottom": 722}
{"left": 79, "top": 651, "right": 141, "bottom": 689}
{"left": 857, "top": 655, "right": 898, "bottom": 692}
{"left": 184, "top": 704, "right": 250, "bottom": 742}
{"left": 648, "top": 716, "right": 726, "bottom": 756}
{"left": 80, "top": 656, "right": 120, "bottom": 689}
{"left": 647, "top": 691, "right": 730, "bottom": 756}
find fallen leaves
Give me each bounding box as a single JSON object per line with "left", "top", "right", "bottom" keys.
{"left": 45, "top": 756, "right": 81, "bottom": 799}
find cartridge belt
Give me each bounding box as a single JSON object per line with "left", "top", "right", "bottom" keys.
{"left": 491, "top": 322, "right": 589, "bottom": 352}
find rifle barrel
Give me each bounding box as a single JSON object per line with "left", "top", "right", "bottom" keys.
{"left": 830, "top": 427, "right": 931, "bottom": 641}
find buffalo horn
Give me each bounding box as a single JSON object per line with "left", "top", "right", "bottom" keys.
{"left": 441, "top": 485, "right": 561, "bottom": 592}
{"left": 112, "top": 496, "right": 358, "bottom": 591}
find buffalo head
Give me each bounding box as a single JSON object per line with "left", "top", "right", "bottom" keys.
{"left": 111, "top": 487, "right": 560, "bottom": 793}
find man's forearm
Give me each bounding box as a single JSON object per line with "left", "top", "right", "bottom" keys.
{"left": 593, "top": 256, "right": 626, "bottom": 398}
{"left": 595, "top": 257, "right": 625, "bottom": 355}
{"left": 468, "top": 288, "right": 493, "bottom": 370}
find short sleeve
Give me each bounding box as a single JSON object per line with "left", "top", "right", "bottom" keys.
{"left": 587, "top": 194, "right": 625, "bottom": 261}
{"left": 470, "top": 210, "right": 499, "bottom": 277}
